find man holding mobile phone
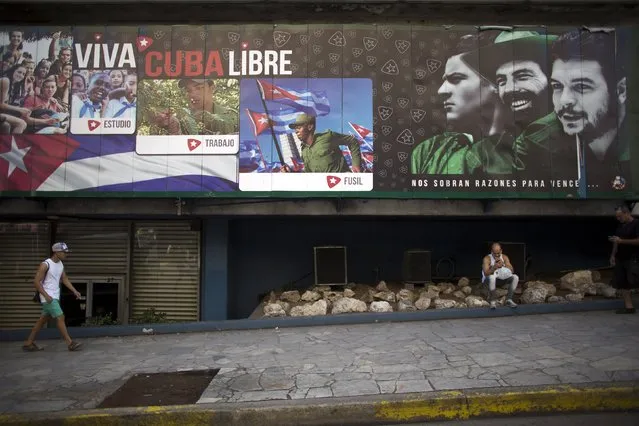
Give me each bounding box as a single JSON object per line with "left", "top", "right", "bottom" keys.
{"left": 482, "top": 242, "right": 520, "bottom": 309}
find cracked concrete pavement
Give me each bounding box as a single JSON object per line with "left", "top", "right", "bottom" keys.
{"left": 1, "top": 311, "right": 638, "bottom": 413}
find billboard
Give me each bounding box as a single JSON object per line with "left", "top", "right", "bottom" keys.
{"left": 0, "top": 25, "right": 636, "bottom": 198}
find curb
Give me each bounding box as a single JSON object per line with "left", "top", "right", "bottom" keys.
{"left": 1, "top": 382, "right": 638, "bottom": 425}
{"left": 1, "top": 298, "right": 632, "bottom": 342}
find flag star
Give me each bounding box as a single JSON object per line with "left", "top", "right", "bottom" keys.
{"left": 0, "top": 136, "right": 31, "bottom": 177}
{"left": 273, "top": 89, "right": 280, "bottom": 94}
{"left": 258, "top": 117, "right": 268, "bottom": 124}
{"left": 190, "top": 141, "right": 198, "bottom": 147}
{"left": 330, "top": 177, "right": 337, "bottom": 184}
{"left": 140, "top": 38, "right": 148, "bottom": 46}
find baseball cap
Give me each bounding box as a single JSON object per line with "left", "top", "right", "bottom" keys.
{"left": 52, "top": 242, "right": 71, "bottom": 253}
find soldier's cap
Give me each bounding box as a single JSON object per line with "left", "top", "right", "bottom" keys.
{"left": 288, "top": 113, "right": 316, "bottom": 129}
{"left": 52, "top": 242, "right": 71, "bottom": 253}
{"left": 177, "top": 78, "right": 214, "bottom": 89}
{"left": 461, "top": 30, "right": 559, "bottom": 86}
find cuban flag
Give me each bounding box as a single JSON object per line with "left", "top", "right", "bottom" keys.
{"left": 348, "top": 121, "right": 374, "bottom": 152}
{"left": 340, "top": 146, "right": 354, "bottom": 168}
{"left": 0, "top": 134, "right": 238, "bottom": 193}
{"left": 347, "top": 121, "right": 374, "bottom": 171}
{"left": 239, "top": 140, "right": 267, "bottom": 173}
{"left": 256, "top": 80, "right": 330, "bottom": 117}
{"left": 245, "top": 108, "right": 301, "bottom": 136}
{"left": 338, "top": 146, "right": 372, "bottom": 172}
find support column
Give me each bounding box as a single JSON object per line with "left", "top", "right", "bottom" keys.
{"left": 201, "top": 219, "right": 229, "bottom": 321}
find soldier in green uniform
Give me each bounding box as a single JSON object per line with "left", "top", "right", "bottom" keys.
{"left": 411, "top": 33, "right": 507, "bottom": 175}
{"left": 512, "top": 30, "right": 631, "bottom": 191}
{"left": 177, "top": 78, "right": 237, "bottom": 135}
{"left": 150, "top": 78, "right": 238, "bottom": 135}
{"left": 461, "top": 30, "right": 557, "bottom": 177}
{"left": 287, "top": 113, "right": 362, "bottom": 173}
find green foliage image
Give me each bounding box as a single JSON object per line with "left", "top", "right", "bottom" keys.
{"left": 137, "top": 78, "right": 239, "bottom": 136}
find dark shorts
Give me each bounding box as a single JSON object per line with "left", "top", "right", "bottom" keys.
{"left": 613, "top": 259, "right": 639, "bottom": 290}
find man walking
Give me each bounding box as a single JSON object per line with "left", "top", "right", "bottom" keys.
{"left": 609, "top": 205, "right": 639, "bottom": 314}
{"left": 22, "top": 242, "right": 83, "bottom": 352}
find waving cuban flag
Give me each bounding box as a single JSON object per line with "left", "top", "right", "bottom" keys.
{"left": 245, "top": 108, "right": 303, "bottom": 136}
{"left": 347, "top": 121, "right": 374, "bottom": 171}
{"left": 239, "top": 139, "right": 267, "bottom": 173}
{"left": 348, "top": 121, "right": 374, "bottom": 152}
{"left": 256, "top": 80, "right": 330, "bottom": 116}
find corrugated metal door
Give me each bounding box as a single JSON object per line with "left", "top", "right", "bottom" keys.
{"left": 131, "top": 222, "right": 200, "bottom": 322}
{"left": 54, "top": 221, "right": 130, "bottom": 277}
{"left": 0, "top": 222, "right": 51, "bottom": 329}
{"left": 55, "top": 221, "right": 130, "bottom": 279}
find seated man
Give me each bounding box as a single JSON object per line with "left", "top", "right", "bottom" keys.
{"left": 482, "top": 243, "right": 519, "bottom": 309}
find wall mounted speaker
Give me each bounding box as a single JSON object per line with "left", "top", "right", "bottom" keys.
{"left": 402, "top": 249, "right": 432, "bottom": 283}
{"left": 314, "top": 246, "right": 347, "bottom": 286}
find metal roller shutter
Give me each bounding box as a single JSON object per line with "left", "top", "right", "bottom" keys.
{"left": 0, "top": 222, "right": 50, "bottom": 329}
{"left": 54, "top": 221, "right": 130, "bottom": 277}
{"left": 131, "top": 222, "right": 200, "bottom": 322}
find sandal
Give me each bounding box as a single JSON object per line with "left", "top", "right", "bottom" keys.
{"left": 22, "top": 343, "right": 43, "bottom": 352}
{"left": 68, "top": 341, "right": 82, "bottom": 351}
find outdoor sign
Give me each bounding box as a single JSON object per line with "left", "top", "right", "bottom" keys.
{"left": 0, "top": 24, "right": 636, "bottom": 198}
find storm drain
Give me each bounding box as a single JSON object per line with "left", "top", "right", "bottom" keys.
{"left": 97, "top": 368, "right": 219, "bottom": 408}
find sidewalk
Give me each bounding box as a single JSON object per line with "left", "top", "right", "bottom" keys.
{"left": 1, "top": 310, "right": 639, "bottom": 423}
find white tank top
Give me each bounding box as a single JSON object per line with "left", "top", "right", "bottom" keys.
{"left": 481, "top": 253, "right": 498, "bottom": 282}
{"left": 39, "top": 258, "right": 64, "bottom": 303}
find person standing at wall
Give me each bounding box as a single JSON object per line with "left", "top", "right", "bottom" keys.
{"left": 609, "top": 205, "right": 639, "bottom": 314}
{"left": 22, "top": 242, "right": 83, "bottom": 352}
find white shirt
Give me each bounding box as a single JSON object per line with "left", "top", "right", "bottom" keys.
{"left": 71, "top": 94, "right": 101, "bottom": 119}
{"left": 39, "top": 258, "right": 64, "bottom": 303}
{"left": 104, "top": 96, "right": 136, "bottom": 119}
{"left": 481, "top": 253, "right": 498, "bottom": 283}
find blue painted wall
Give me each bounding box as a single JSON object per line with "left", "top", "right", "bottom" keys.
{"left": 201, "top": 219, "right": 229, "bottom": 321}
{"left": 226, "top": 216, "right": 617, "bottom": 319}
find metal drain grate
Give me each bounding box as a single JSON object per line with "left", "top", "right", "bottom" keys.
{"left": 97, "top": 368, "right": 219, "bottom": 408}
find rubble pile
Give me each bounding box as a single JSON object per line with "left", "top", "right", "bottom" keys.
{"left": 261, "top": 270, "right": 617, "bottom": 318}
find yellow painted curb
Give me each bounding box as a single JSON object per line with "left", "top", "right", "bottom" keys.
{"left": 1, "top": 383, "right": 638, "bottom": 426}
{"left": 466, "top": 385, "right": 639, "bottom": 417}
{"left": 375, "top": 384, "right": 639, "bottom": 422}
{"left": 375, "top": 390, "right": 469, "bottom": 421}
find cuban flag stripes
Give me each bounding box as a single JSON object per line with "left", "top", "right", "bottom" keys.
{"left": 256, "top": 80, "right": 330, "bottom": 117}
{"left": 340, "top": 146, "right": 354, "bottom": 167}
{"left": 0, "top": 134, "right": 238, "bottom": 193}
{"left": 239, "top": 140, "right": 267, "bottom": 173}
{"left": 245, "top": 108, "right": 301, "bottom": 136}
{"left": 347, "top": 121, "right": 374, "bottom": 171}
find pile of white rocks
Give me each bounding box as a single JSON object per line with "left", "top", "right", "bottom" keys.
{"left": 520, "top": 270, "right": 617, "bottom": 304}
{"left": 261, "top": 270, "right": 617, "bottom": 318}
{"left": 262, "top": 278, "right": 490, "bottom": 318}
